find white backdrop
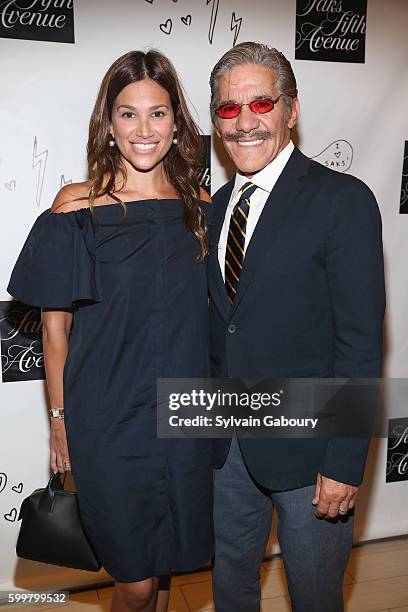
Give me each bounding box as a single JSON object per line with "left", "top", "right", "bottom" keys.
{"left": 0, "top": 0, "right": 407, "bottom": 594}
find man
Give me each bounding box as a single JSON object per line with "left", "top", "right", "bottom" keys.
{"left": 208, "top": 42, "right": 385, "bottom": 612}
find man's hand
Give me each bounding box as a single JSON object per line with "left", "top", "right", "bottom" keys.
{"left": 312, "top": 472, "right": 358, "bottom": 519}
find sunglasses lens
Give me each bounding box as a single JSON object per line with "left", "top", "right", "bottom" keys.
{"left": 250, "top": 99, "right": 275, "bottom": 113}
{"left": 217, "top": 104, "right": 241, "bottom": 119}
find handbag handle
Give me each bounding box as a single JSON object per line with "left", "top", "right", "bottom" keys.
{"left": 42, "top": 472, "right": 66, "bottom": 513}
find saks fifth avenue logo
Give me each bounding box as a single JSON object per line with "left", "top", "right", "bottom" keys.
{"left": 295, "top": 0, "right": 367, "bottom": 63}
{"left": 386, "top": 418, "right": 408, "bottom": 483}
{"left": 0, "top": 0, "right": 75, "bottom": 44}
{"left": 198, "top": 135, "right": 211, "bottom": 197}
{"left": 0, "top": 301, "right": 45, "bottom": 383}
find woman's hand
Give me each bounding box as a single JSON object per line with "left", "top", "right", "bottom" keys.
{"left": 42, "top": 308, "right": 73, "bottom": 474}
{"left": 50, "top": 419, "right": 71, "bottom": 473}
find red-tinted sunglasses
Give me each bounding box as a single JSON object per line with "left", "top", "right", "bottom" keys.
{"left": 216, "top": 95, "right": 283, "bottom": 119}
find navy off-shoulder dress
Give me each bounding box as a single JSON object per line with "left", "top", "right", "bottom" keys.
{"left": 8, "top": 199, "right": 214, "bottom": 582}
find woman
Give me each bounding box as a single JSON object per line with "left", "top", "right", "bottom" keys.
{"left": 8, "top": 50, "right": 213, "bottom": 612}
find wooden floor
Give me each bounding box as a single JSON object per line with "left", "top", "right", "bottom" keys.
{"left": 5, "top": 536, "right": 408, "bottom": 611}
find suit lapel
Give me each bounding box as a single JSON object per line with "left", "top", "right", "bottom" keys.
{"left": 231, "top": 147, "right": 310, "bottom": 314}
{"left": 208, "top": 180, "right": 234, "bottom": 322}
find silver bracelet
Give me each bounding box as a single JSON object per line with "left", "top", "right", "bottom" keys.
{"left": 49, "top": 407, "right": 65, "bottom": 419}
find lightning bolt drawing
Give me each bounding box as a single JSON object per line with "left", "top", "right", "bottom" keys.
{"left": 230, "top": 12, "right": 242, "bottom": 46}
{"left": 207, "top": 0, "right": 220, "bottom": 44}
{"left": 60, "top": 174, "right": 72, "bottom": 188}
{"left": 32, "top": 137, "right": 48, "bottom": 208}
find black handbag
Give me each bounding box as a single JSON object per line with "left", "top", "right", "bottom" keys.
{"left": 16, "top": 472, "right": 101, "bottom": 572}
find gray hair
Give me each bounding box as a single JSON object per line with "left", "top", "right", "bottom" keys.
{"left": 209, "top": 42, "right": 298, "bottom": 124}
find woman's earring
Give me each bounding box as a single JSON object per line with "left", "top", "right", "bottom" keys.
{"left": 108, "top": 135, "right": 115, "bottom": 147}
{"left": 172, "top": 136, "right": 178, "bottom": 145}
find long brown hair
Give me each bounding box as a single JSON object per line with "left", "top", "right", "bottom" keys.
{"left": 88, "top": 49, "right": 208, "bottom": 260}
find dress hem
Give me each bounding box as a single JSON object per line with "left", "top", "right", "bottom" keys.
{"left": 104, "top": 553, "right": 214, "bottom": 583}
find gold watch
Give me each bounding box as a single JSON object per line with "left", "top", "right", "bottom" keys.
{"left": 49, "top": 408, "right": 65, "bottom": 419}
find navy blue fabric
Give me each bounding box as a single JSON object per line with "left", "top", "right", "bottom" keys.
{"left": 209, "top": 147, "right": 385, "bottom": 490}
{"left": 8, "top": 208, "right": 101, "bottom": 308}
{"left": 8, "top": 199, "right": 214, "bottom": 581}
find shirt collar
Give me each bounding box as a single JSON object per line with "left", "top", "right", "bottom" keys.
{"left": 231, "top": 140, "right": 295, "bottom": 201}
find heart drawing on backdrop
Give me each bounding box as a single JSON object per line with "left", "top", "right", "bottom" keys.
{"left": 311, "top": 140, "right": 353, "bottom": 173}
{"left": 159, "top": 19, "right": 172, "bottom": 35}
{"left": 12, "top": 483, "right": 23, "bottom": 494}
{"left": 146, "top": 0, "right": 242, "bottom": 47}
{"left": 4, "top": 180, "right": 16, "bottom": 191}
{"left": 4, "top": 508, "right": 17, "bottom": 522}
{"left": 0, "top": 473, "right": 7, "bottom": 494}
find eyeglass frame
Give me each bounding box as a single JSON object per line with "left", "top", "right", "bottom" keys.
{"left": 215, "top": 94, "right": 284, "bottom": 119}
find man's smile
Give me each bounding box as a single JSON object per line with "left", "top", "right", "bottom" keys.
{"left": 236, "top": 139, "right": 265, "bottom": 146}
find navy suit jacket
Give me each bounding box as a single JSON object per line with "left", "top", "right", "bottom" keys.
{"left": 208, "top": 146, "right": 385, "bottom": 491}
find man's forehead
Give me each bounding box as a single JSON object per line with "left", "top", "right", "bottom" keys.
{"left": 219, "top": 64, "right": 277, "bottom": 95}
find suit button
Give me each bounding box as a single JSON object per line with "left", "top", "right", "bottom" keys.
{"left": 228, "top": 324, "right": 237, "bottom": 334}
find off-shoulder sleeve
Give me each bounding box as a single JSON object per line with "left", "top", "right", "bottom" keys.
{"left": 7, "top": 209, "right": 101, "bottom": 308}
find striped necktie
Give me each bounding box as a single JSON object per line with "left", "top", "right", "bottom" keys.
{"left": 225, "top": 182, "right": 257, "bottom": 304}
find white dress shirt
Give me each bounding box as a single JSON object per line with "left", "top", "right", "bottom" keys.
{"left": 218, "top": 140, "right": 295, "bottom": 280}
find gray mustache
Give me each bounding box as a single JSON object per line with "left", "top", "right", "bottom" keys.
{"left": 223, "top": 130, "right": 273, "bottom": 142}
